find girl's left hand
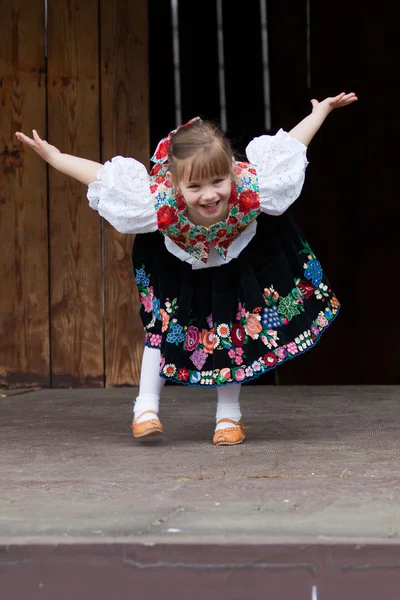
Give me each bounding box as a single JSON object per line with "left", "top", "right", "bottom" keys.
{"left": 311, "top": 92, "right": 358, "bottom": 114}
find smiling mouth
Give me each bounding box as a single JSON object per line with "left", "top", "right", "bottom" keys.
{"left": 200, "top": 200, "right": 219, "bottom": 211}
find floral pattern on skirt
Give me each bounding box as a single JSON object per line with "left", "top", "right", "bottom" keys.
{"left": 133, "top": 212, "right": 340, "bottom": 387}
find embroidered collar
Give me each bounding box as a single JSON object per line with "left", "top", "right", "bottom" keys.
{"left": 149, "top": 162, "right": 261, "bottom": 263}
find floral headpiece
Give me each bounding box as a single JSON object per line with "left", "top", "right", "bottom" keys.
{"left": 150, "top": 116, "right": 202, "bottom": 164}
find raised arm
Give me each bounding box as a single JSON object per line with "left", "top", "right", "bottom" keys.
{"left": 15, "top": 130, "right": 102, "bottom": 185}
{"left": 288, "top": 92, "right": 358, "bottom": 147}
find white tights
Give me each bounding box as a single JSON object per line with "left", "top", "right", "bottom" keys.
{"left": 133, "top": 346, "right": 242, "bottom": 429}
{"left": 133, "top": 346, "right": 166, "bottom": 422}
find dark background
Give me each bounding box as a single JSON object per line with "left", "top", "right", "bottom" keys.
{"left": 149, "top": 0, "right": 398, "bottom": 385}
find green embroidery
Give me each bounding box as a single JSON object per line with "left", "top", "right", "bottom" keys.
{"left": 278, "top": 294, "right": 301, "bottom": 321}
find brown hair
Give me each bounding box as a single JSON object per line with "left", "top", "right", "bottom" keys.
{"left": 167, "top": 120, "right": 235, "bottom": 184}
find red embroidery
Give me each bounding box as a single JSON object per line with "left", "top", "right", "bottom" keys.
{"left": 150, "top": 162, "right": 261, "bottom": 263}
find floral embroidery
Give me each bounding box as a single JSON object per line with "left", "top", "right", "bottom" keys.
{"left": 149, "top": 162, "right": 261, "bottom": 263}
{"left": 178, "top": 367, "right": 190, "bottom": 382}
{"left": 135, "top": 268, "right": 150, "bottom": 287}
{"left": 151, "top": 117, "right": 202, "bottom": 164}
{"left": 151, "top": 284, "right": 339, "bottom": 385}
{"left": 330, "top": 296, "right": 340, "bottom": 309}
{"left": 149, "top": 333, "right": 162, "bottom": 347}
{"left": 262, "top": 306, "right": 281, "bottom": 328}
{"left": 185, "top": 326, "right": 200, "bottom": 351}
{"left": 163, "top": 364, "right": 177, "bottom": 377}
{"left": 190, "top": 348, "right": 208, "bottom": 370}
{"left": 304, "top": 259, "right": 323, "bottom": 287}
{"left": 231, "top": 323, "right": 245, "bottom": 346}
{"left": 159, "top": 308, "right": 170, "bottom": 332}
{"left": 228, "top": 347, "right": 245, "bottom": 365}
{"left": 166, "top": 321, "right": 185, "bottom": 344}
{"left": 152, "top": 297, "right": 161, "bottom": 320}
{"left": 234, "top": 369, "right": 246, "bottom": 382}
{"left": 299, "top": 239, "right": 324, "bottom": 287}
{"left": 244, "top": 312, "right": 263, "bottom": 339}
{"left": 236, "top": 302, "right": 246, "bottom": 320}
{"left": 141, "top": 241, "right": 341, "bottom": 386}
{"left": 286, "top": 342, "right": 298, "bottom": 356}
{"left": 264, "top": 352, "right": 278, "bottom": 367}
{"left": 157, "top": 205, "right": 179, "bottom": 230}
{"left": 217, "top": 323, "right": 230, "bottom": 338}
{"left": 201, "top": 328, "right": 219, "bottom": 353}
{"left": 278, "top": 294, "right": 302, "bottom": 321}
{"left": 135, "top": 265, "right": 162, "bottom": 329}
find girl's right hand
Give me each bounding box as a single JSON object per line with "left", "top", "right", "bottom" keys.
{"left": 15, "top": 130, "right": 61, "bottom": 164}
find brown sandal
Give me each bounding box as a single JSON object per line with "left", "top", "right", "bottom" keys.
{"left": 131, "top": 410, "right": 163, "bottom": 439}
{"left": 213, "top": 418, "right": 247, "bottom": 446}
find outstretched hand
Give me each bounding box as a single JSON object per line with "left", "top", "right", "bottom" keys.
{"left": 15, "top": 130, "right": 61, "bottom": 164}
{"left": 311, "top": 92, "right": 358, "bottom": 114}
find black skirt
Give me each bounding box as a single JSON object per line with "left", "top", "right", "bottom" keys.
{"left": 132, "top": 212, "right": 340, "bottom": 387}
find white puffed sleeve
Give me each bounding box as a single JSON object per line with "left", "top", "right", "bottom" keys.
{"left": 245, "top": 129, "right": 309, "bottom": 216}
{"left": 87, "top": 156, "right": 158, "bottom": 234}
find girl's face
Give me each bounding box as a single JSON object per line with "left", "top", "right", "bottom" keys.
{"left": 178, "top": 174, "right": 232, "bottom": 226}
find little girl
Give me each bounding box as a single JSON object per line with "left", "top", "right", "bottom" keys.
{"left": 16, "top": 91, "right": 357, "bottom": 446}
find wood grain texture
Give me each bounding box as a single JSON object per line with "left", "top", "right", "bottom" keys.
{"left": 0, "top": 0, "right": 49, "bottom": 388}
{"left": 100, "top": 0, "right": 149, "bottom": 386}
{"left": 47, "top": 0, "right": 104, "bottom": 387}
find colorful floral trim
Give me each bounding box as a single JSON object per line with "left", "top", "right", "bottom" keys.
{"left": 139, "top": 239, "right": 341, "bottom": 387}
{"left": 149, "top": 162, "right": 261, "bottom": 263}
{"left": 135, "top": 265, "right": 174, "bottom": 336}
{"left": 156, "top": 311, "right": 339, "bottom": 387}
{"left": 150, "top": 117, "right": 201, "bottom": 164}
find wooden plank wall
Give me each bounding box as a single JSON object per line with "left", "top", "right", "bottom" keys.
{"left": 0, "top": 1, "right": 50, "bottom": 388}
{"left": 47, "top": 0, "right": 103, "bottom": 387}
{"left": 1, "top": 0, "right": 399, "bottom": 387}
{"left": 100, "top": 0, "right": 149, "bottom": 386}
{"left": 0, "top": 0, "right": 148, "bottom": 388}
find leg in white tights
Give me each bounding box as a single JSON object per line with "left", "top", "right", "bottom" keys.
{"left": 215, "top": 384, "right": 242, "bottom": 431}
{"left": 133, "top": 346, "right": 165, "bottom": 423}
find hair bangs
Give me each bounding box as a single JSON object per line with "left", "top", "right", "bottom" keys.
{"left": 175, "top": 143, "right": 233, "bottom": 184}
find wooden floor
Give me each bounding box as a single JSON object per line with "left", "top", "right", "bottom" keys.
{"left": 1, "top": 385, "right": 400, "bottom": 599}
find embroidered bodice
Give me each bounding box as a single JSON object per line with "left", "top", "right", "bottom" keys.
{"left": 87, "top": 129, "right": 308, "bottom": 268}
{"left": 149, "top": 162, "right": 260, "bottom": 263}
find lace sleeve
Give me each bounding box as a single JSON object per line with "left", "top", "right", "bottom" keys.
{"left": 87, "top": 156, "right": 158, "bottom": 234}
{"left": 246, "top": 129, "right": 309, "bottom": 216}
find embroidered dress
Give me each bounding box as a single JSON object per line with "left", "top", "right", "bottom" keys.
{"left": 87, "top": 129, "right": 340, "bottom": 387}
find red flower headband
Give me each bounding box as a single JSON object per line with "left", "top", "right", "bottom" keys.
{"left": 150, "top": 116, "right": 202, "bottom": 164}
